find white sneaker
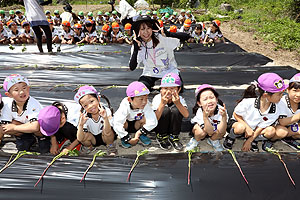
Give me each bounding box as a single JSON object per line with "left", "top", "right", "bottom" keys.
{"left": 207, "top": 138, "right": 224, "bottom": 152}
{"left": 185, "top": 138, "right": 199, "bottom": 151}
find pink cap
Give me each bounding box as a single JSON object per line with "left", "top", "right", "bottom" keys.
{"left": 195, "top": 84, "right": 216, "bottom": 97}
{"left": 3, "top": 74, "right": 29, "bottom": 92}
{"left": 38, "top": 106, "right": 61, "bottom": 136}
{"left": 257, "top": 73, "right": 287, "bottom": 93}
{"left": 160, "top": 73, "right": 181, "bottom": 88}
{"left": 289, "top": 73, "right": 300, "bottom": 84}
{"left": 126, "top": 81, "right": 150, "bottom": 97}
{"left": 74, "top": 85, "right": 98, "bottom": 104}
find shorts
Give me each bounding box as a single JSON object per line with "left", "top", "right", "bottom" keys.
{"left": 226, "top": 119, "right": 237, "bottom": 133}
{"left": 92, "top": 133, "right": 106, "bottom": 147}
{"left": 126, "top": 120, "right": 138, "bottom": 134}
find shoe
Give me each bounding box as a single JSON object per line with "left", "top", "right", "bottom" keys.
{"left": 250, "top": 141, "right": 259, "bottom": 152}
{"left": 207, "top": 138, "right": 224, "bottom": 152}
{"left": 80, "top": 145, "right": 97, "bottom": 155}
{"left": 223, "top": 136, "right": 235, "bottom": 149}
{"left": 106, "top": 142, "right": 118, "bottom": 156}
{"left": 139, "top": 134, "right": 151, "bottom": 146}
{"left": 262, "top": 140, "right": 273, "bottom": 152}
{"left": 169, "top": 135, "right": 183, "bottom": 151}
{"left": 185, "top": 137, "right": 199, "bottom": 151}
{"left": 121, "top": 138, "right": 132, "bottom": 148}
{"left": 282, "top": 137, "right": 300, "bottom": 150}
{"left": 156, "top": 134, "right": 172, "bottom": 150}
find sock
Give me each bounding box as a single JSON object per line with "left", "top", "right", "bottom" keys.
{"left": 227, "top": 128, "right": 240, "bottom": 139}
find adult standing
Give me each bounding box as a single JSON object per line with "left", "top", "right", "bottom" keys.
{"left": 114, "top": 0, "right": 137, "bottom": 27}
{"left": 23, "top": 0, "right": 52, "bottom": 53}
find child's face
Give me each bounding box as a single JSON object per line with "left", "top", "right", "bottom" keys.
{"left": 139, "top": 22, "right": 152, "bottom": 42}
{"left": 112, "top": 28, "right": 119, "bottom": 34}
{"left": 198, "top": 90, "right": 217, "bottom": 112}
{"left": 187, "top": 13, "right": 191, "bottom": 17}
{"left": 128, "top": 95, "right": 148, "bottom": 109}
{"left": 210, "top": 24, "right": 217, "bottom": 32}
{"left": 88, "top": 16, "right": 93, "bottom": 19}
{"left": 102, "top": 31, "right": 108, "bottom": 36}
{"left": 288, "top": 88, "right": 300, "bottom": 104}
{"left": 6, "top": 82, "right": 30, "bottom": 103}
{"left": 80, "top": 95, "right": 100, "bottom": 115}
{"left": 24, "top": 25, "right": 30, "bottom": 32}
{"left": 17, "top": 13, "right": 22, "bottom": 17}
{"left": 195, "top": 28, "right": 201, "bottom": 35}
{"left": 62, "top": 25, "right": 70, "bottom": 31}
{"left": 125, "top": 30, "right": 131, "bottom": 35}
{"left": 80, "top": 16, "right": 84, "bottom": 19}
{"left": 86, "top": 25, "right": 92, "bottom": 32}
{"left": 55, "top": 14, "right": 60, "bottom": 17}
{"left": 266, "top": 91, "right": 284, "bottom": 103}
{"left": 160, "top": 87, "right": 180, "bottom": 102}
{"left": 184, "top": 26, "right": 190, "bottom": 31}
{"left": 10, "top": 24, "right": 17, "bottom": 31}
{"left": 181, "top": 12, "right": 185, "bottom": 16}
{"left": 74, "top": 28, "right": 81, "bottom": 34}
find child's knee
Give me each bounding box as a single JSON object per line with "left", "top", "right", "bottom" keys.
{"left": 263, "top": 126, "right": 276, "bottom": 138}
{"left": 275, "top": 125, "right": 288, "bottom": 138}
{"left": 232, "top": 122, "right": 246, "bottom": 134}
{"left": 193, "top": 125, "right": 206, "bottom": 140}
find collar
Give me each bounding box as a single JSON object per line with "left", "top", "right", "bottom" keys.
{"left": 12, "top": 97, "right": 30, "bottom": 113}
{"left": 285, "top": 95, "right": 300, "bottom": 112}
{"left": 254, "top": 97, "right": 276, "bottom": 114}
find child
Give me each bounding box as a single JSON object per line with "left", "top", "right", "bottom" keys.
{"left": 74, "top": 85, "right": 115, "bottom": 152}
{"left": 110, "top": 10, "right": 120, "bottom": 24}
{"left": 169, "top": 12, "right": 178, "bottom": 24}
{"left": 111, "top": 22, "right": 123, "bottom": 43}
{"left": 113, "top": 81, "right": 158, "bottom": 148}
{"left": 104, "top": 12, "right": 111, "bottom": 24}
{"left": 161, "top": 13, "right": 170, "bottom": 24}
{"left": 152, "top": 73, "right": 189, "bottom": 150}
{"left": 38, "top": 102, "right": 81, "bottom": 155}
{"left": 20, "top": 21, "right": 35, "bottom": 44}
{"left": 96, "top": 11, "right": 104, "bottom": 26}
{"left": 61, "top": 20, "right": 74, "bottom": 44}
{"left": 158, "top": 19, "right": 164, "bottom": 28}
{"left": 179, "top": 19, "right": 192, "bottom": 36}
{"left": 123, "top": 23, "right": 133, "bottom": 44}
{"left": 191, "top": 23, "right": 206, "bottom": 43}
{"left": 203, "top": 20, "right": 227, "bottom": 44}
{"left": 15, "top": 10, "right": 26, "bottom": 26}
{"left": 0, "top": 21, "right": 9, "bottom": 44}
{"left": 223, "top": 73, "right": 287, "bottom": 152}
{"left": 0, "top": 10, "right": 8, "bottom": 24}
{"left": 53, "top": 10, "right": 62, "bottom": 26}
{"left": 186, "top": 10, "right": 196, "bottom": 24}
{"left": 78, "top": 11, "right": 86, "bottom": 24}
{"left": 1, "top": 74, "right": 50, "bottom": 153}
{"left": 73, "top": 23, "right": 85, "bottom": 44}
{"left": 48, "top": 19, "right": 60, "bottom": 44}
{"left": 276, "top": 73, "right": 300, "bottom": 150}
{"left": 151, "top": 11, "right": 159, "bottom": 20}
{"left": 99, "top": 24, "right": 110, "bottom": 44}
{"left": 178, "top": 9, "right": 186, "bottom": 25}
{"left": 186, "top": 84, "right": 227, "bottom": 151}
{"left": 7, "top": 21, "right": 21, "bottom": 44}
{"left": 8, "top": 10, "right": 16, "bottom": 23}
{"left": 45, "top": 10, "right": 52, "bottom": 20}
{"left": 87, "top": 12, "right": 95, "bottom": 22}
{"left": 168, "top": 25, "right": 177, "bottom": 33}
{"left": 83, "top": 19, "right": 98, "bottom": 44}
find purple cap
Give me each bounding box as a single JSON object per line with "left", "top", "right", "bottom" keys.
{"left": 160, "top": 73, "right": 181, "bottom": 87}
{"left": 257, "top": 73, "right": 287, "bottom": 93}
{"left": 195, "top": 84, "right": 216, "bottom": 97}
{"left": 126, "top": 81, "right": 150, "bottom": 97}
{"left": 38, "top": 106, "right": 61, "bottom": 136}
{"left": 289, "top": 73, "right": 300, "bottom": 84}
{"left": 3, "top": 74, "right": 29, "bottom": 92}
{"left": 74, "top": 85, "right": 98, "bottom": 104}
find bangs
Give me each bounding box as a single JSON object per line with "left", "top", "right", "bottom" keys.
{"left": 289, "top": 82, "right": 300, "bottom": 89}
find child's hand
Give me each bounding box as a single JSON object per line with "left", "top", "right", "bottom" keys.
{"left": 219, "top": 104, "right": 227, "bottom": 117}
{"left": 2, "top": 124, "right": 16, "bottom": 133}
{"left": 99, "top": 106, "right": 107, "bottom": 119}
{"left": 161, "top": 91, "right": 170, "bottom": 105}
{"left": 153, "top": 23, "right": 165, "bottom": 36}
{"left": 61, "top": 148, "right": 69, "bottom": 155}
{"left": 78, "top": 112, "right": 89, "bottom": 127}
{"left": 133, "top": 30, "right": 141, "bottom": 47}
{"left": 242, "top": 139, "right": 251, "bottom": 152}
{"left": 172, "top": 90, "right": 180, "bottom": 105}
{"left": 50, "top": 142, "right": 59, "bottom": 155}
{"left": 245, "top": 127, "right": 254, "bottom": 138}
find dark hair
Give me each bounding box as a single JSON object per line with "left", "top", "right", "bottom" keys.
{"left": 212, "top": 22, "right": 222, "bottom": 35}
{"left": 195, "top": 24, "right": 203, "bottom": 31}
{"left": 237, "top": 84, "right": 274, "bottom": 103}
{"left": 83, "top": 23, "right": 96, "bottom": 33}
{"left": 192, "top": 88, "right": 223, "bottom": 114}
{"left": 289, "top": 82, "right": 300, "bottom": 90}
{"left": 138, "top": 21, "right": 159, "bottom": 48}
{"left": 0, "top": 100, "right": 4, "bottom": 110}
{"left": 52, "top": 101, "right": 68, "bottom": 119}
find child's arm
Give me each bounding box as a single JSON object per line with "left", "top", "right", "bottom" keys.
{"left": 203, "top": 35, "right": 209, "bottom": 44}
{"left": 50, "top": 135, "right": 59, "bottom": 155}
{"left": 172, "top": 90, "right": 189, "bottom": 118}
{"left": 217, "top": 105, "right": 228, "bottom": 135}
{"left": 155, "top": 92, "right": 169, "bottom": 120}
{"left": 2, "top": 121, "right": 40, "bottom": 134}
{"left": 242, "top": 127, "right": 263, "bottom": 151}
{"left": 77, "top": 112, "right": 89, "bottom": 142}
{"left": 279, "top": 113, "right": 300, "bottom": 126}
{"left": 61, "top": 139, "right": 80, "bottom": 154}
{"left": 202, "top": 108, "right": 214, "bottom": 136}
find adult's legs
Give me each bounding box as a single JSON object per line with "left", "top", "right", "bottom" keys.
{"left": 40, "top": 25, "right": 52, "bottom": 52}
{"left": 138, "top": 76, "right": 159, "bottom": 91}
{"left": 32, "top": 26, "right": 43, "bottom": 52}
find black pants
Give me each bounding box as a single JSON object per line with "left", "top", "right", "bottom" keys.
{"left": 15, "top": 133, "right": 50, "bottom": 154}
{"left": 138, "top": 73, "right": 184, "bottom": 93}
{"left": 32, "top": 25, "right": 52, "bottom": 53}
{"left": 155, "top": 106, "right": 183, "bottom": 137}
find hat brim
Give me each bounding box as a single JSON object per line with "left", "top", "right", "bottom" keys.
{"left": 132, "top": 16, "right": 159, "bottom": 35}
{"left": 160, "top": 83, "right": 180, "bottom": 88}
{"left": 38, "top": 119, "right": 59, "bottom": 136}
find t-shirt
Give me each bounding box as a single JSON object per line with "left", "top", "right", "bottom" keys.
{"left": 23, "top": 0, "right": 48, "bottom": 25}
{"left": 74, "top": 31, "right": 85, "bottom": 40}
{"left": 8, "top": 30, "right": 21, "bottom": 38}
{"left": 51, "top": 27, "right": 60, "bottom": 37}
{"left": 179, "top": 26, "right": 192, "bottom": 35}
{"left": 99, "top": 32, "right": 110, "bottom": 41}
{"left": 151, "top": 93, "right": 187, "bottom": 110}
{"left": 191, "top": 30, "right": 205, "bottom": 41}
{"left": 133, "top": 33, "right": 180, "bottom": 78}
{"left": 112, "top": 97, "right": 158, "bottom": 138}
{"left": 0, "top": 29, "right": 8, "bottom": 39}
{"left": 61, "top": 29, "right": 74, "bottom": 39}
{"left": 20, "top": 28, "right": 35, "bottom": 38}
{"left": 191, "top": 104, "right": 228, "bottom": 131}
{"left": 1, "top": 96, "right": 42, "bottom": 124}
{"left": 178, "top": 14, "right": 186, "bottom": 21}
{"left": 109, "top": 16, "right": 120, "bottom": 23}
{"left": 111, "top": 31, "right": 123, "bottom": 40}
{"left": 60, "top": 12, "right": 73, "bottom": 24}
{"left": 233, "top": 97, "right": 280, "bottom": 130}
{"left": 277, "top": 95, "right": 300, "bottom": 126}
{"left": 206, "top": 27, "right": 223, "bottom": 39}
{"left": 86, "top": 30, "right": 97, "bottom": 38}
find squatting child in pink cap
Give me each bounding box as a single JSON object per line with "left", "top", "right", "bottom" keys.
{"left": 186, "top": 84, "right": 227, "bottom": 152}
{"left": 1, "top": 74, "right": 50, "bottom": 153}
{"left": 74, "top": 85, "right": 115, "bottom": 154}
{"left": 223, "top": 73, "right": 287, "bottom": 152}
{"left": 276, "top": 73, "right": 300, "bottom": 150}
{"left": 113, "top": 81, "right": 157, "bottom": 148}
{"left": 151, "top": 73, "right": 189, "bottom": 151}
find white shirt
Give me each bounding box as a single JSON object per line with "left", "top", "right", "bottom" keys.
{"left": 112, "top": 97, "right": 157, "bottom": 138}
{"left": 0, "top": 28, "right": 8, "bottom": 39}
{"left": 191, "top": 104, "right": 228, "bottom": 131}
{"left": 151, "top": 93, "right": 187, "bottom": 110}
{"left": 179, "top": 26, "right": 192, "bottom": 35}
{"left": 83, "top": 106, "right": 112, "bottom": 136}
{"left": 86, "top": 30, "right": 97, "bottom": 38}
{"left": 63, "top": 102, "right": 82, "bottom": 127}
{"left": 51, "top": 27, "right": 60, "bottom": 37}
{"left": 1, "top": 96, "right": 42, "bottom": 124}
{"left": 61, "top": 29, "right": 74, "bottom": 39}
{"left": 20, "top": 28, "right": 35, "bottom": 38}
{"left": 115, "top": 0, "right": 137, "bottom": 20}
{"left": 186, "top": 14, "right": 195, "bottom": 21}
{"left": 23, "top": 0, "right": 47, "bottom": 22}
{"left": 109, "top": 16, "right": 120, "bottom": 23}
{"left": 133, "top": 34, "right": 180, "bottom": 78}
{"left": 191, "top": 30, "right": 205, "bottom": 41}
{"left": 178, "top": 14, "right": 186, "bottom": 21}
{"left": 60, "top": 12, "right": 73, "bottom": 24}
{"left": 233, "top": 98, "right": 280, "bottom": 129}
{"left": 277, "top": 95, "right": 300, "bottom": 125}
{"left": 206, "top": 27, "right": 223, "bottom": 39}
{"left": 8, "top": 30, "right": 21, "bottom": 38}
{"left": 111, "top": 31, "right": 123, "bottom": 40}
{"left": 74, "top": 31, "right": 85, "bottom": 40}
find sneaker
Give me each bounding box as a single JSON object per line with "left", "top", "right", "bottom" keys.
{"left": 262, "top": 140, "right": 273, "bottom": 152}
{"left": 282, "top": 137, "right": 300, "bottom": 150}
{"left": 250, "top": 141, "right": 259, "bottom": 152}
{"left": 156, "top": 134, "right": 172, "bottom": 150}
{"left": 223, "top": 136, "right": 235, "bottom": 149}
{"left": 185, "top": 138, "right": 199, "bottom": 151}
{"left": 121, "top": 138, "right": 132, "bottom": 148}
{"left": 169, "top": 135, "right": 183, "bottom": 151}
{"left": 207, "top": 138, "right": 224, "bottom": 152}
{"left": 139, "top": 134, "right": 151, "bottom": 146}
{"left": 106, "top": 142, "right": 118, "bottom": 156}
